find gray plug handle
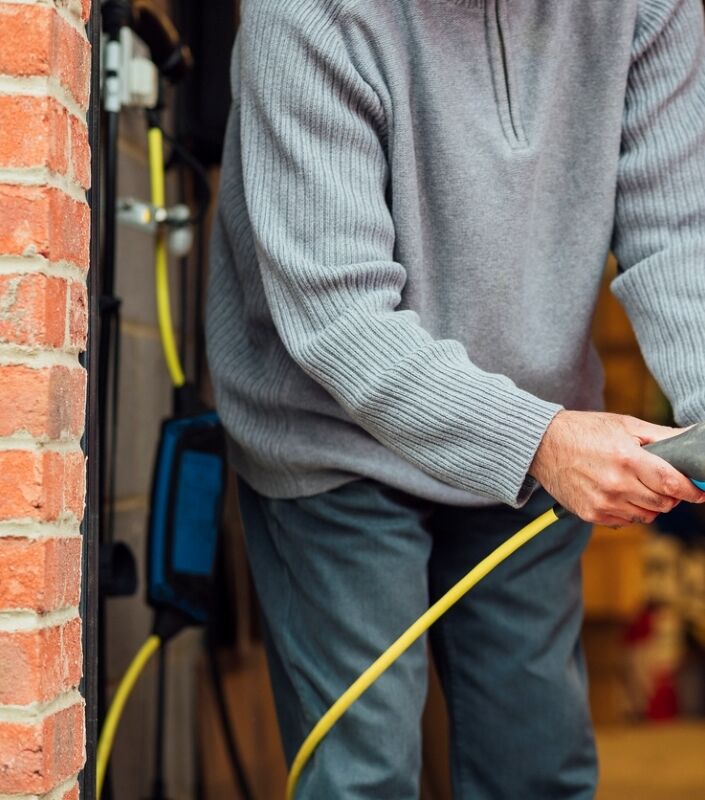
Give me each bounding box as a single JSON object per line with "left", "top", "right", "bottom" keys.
{"left": 643, "top": 422, "right": 705, "bottom": 483}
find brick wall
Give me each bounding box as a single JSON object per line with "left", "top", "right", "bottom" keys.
{"left": 0, "top": 0, "right": 91, "bottom": 797}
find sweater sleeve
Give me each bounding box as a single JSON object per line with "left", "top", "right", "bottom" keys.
{"left": 238, "top": 0, "right": 561, "bottom": 506}
{"left": 611, "top": 0, "right": 705, "bottom": 426}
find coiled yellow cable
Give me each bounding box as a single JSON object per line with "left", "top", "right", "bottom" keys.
{"left": 286, "top": 506, "right": 561, "bottom": 799}
{"left": 148, "top": 125, "right": 185, "bottom": 388}
{"left": 97, "top": 634, "right": 161, "bottom": 798}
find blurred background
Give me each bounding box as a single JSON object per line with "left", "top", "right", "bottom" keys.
{"left": 99, "top": 2, "right": 705, "bottom": 798}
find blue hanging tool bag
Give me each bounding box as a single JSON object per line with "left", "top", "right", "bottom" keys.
{"left": 147, "top": 411, "right": 227, "bottom": 624}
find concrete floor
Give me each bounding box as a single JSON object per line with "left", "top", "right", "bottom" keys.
{"left": 596, "top": 722, "right": 705, "bottom": 800}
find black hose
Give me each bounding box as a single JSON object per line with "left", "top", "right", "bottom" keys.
{"left": 149, "top": 642, "right": 169, "bottom": 800}
{"left": 107, "top": 312, "right": 121, "bottom": 545}
{"left": 160, "top": 126, "right": 212, "bottom": 224}
{"left": 131, "top": 0, "right": 192, "bottom": 82}
{"left": 177, "top": 161, "right": 189, "bottom": 372}
{"left": 98, "top": 109, "right": 119, "bottom": 547}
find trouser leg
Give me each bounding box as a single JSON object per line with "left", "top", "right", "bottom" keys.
{"left": 237, "top": 478, "right": 433, "bottom": 799}
{"left": 428, "top": 490, "right": 598, "bottom": 799}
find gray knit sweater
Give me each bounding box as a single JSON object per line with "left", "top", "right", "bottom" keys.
{"left": 206, "top": 0, "right": 705, "bottom": 507}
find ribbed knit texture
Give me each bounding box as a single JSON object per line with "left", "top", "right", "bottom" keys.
{"left": 207, "top": 0, "right": 705, "bottom": 507}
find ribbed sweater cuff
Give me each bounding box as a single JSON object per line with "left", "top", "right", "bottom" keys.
{"left": 471, "top": 392, "right": 563, "bottom": 508}
{"left": 376, "top": 340, "right": 564, "bottom": 507}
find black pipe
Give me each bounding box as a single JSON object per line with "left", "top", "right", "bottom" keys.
{"left": 79, "top": 1, "right": 102, "bottom": 796}
{"left": 97, "top": 81, "right": 120, "bottom": 800}
{"left": 98, "top": 110, "right": 119, "bottom": 548}
{"left": 148, "top": 643, "right": 169, "bottom": 800}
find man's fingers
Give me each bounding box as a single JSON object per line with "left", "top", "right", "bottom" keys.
{"left": 595, "top": 499, "right": 659, "bottom": 527}
{"left": 632, "top": 484, "right": 680, "bottom": 514}
{"left": 533, "top": 412, "right": 705, "bottom": 525}
{"left": 622, "top": 502, "right": 659, "bottom": 526}
{"left": 593, "top": 502, "right": 658, "bottom": 527}
{"left": 636, "top": 450, "right": 705, "bottom": 503}
{"left": 593, "top": 511, "right": 640, "bottom": 528}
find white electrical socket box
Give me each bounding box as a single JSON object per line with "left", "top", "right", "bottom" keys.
{"left": 101, "top": 27, "right": 159, "bottom": 110}
{"left": 120, "top": 28, "right": 158, "bottom": 108}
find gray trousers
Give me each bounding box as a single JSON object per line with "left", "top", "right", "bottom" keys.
{"left": 238, "top": 478, "right": 597, "bottom": 799}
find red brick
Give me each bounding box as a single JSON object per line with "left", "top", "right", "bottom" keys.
{"left": 0, "top": 95, "right": 69, "bottom": 175}
{"left": 0, "top": 618, "right": 82, "bottom": 705}
{"left": 68, "top": 281, "right": 88, "bottom": 350}
{"left": 0, "top": 702, "right": 84, "bottom": 794}
{"left": 53, "top": 13, "right": 91, "bottom": 108}
{"left": 0, "top": 365, "right": 86, "bottom": 439}
{"left": 0, "top": 451, "right": 43, "bottom": 520}
{"left": 0, "top": 186, "right": 51, "bottom": 259}
{"left": 44, "top": 450, "right": 86, "bottom": 522}
{"left": 69, "top": 112, "right": 90, "bottom": 189}
{"left": 0, "top": 450, "right": 85, "bottom": 523}
{"left": 0, "top": 5, "right": 91, "bottom": 108}
{"left": 0, "top": 537, "right": 81, "bottom": 612}
{"left": 0, "top": 2, "right": 90, "bottom": 795}
{"left": 66, "top": 367, "right": 87, "bottom": 435}
{"left": 0, "top": 185, "right": 89, "bottom": 269}
{"left": 49, "top": 189, "right": 90, "bottom": 270}
{"left": 0, "top": 4, "right": 53, "bottom": 76}
{"left": 0, "top": 273, "right": 67, "bottom": 348}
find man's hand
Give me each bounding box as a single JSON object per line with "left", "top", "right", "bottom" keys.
{"left": 529, "top": 411, "right": 705, "bottom": 526}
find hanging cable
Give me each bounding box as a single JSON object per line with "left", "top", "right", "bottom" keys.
{"left": 149, "top": 641, "right": 169, "bottom": 800}
{"left": 97, "top": 635, "right": 162, "bottom": 798}
{"left": 148, "top": 124, "right": 186, "bottom": 388}
{"left": 161, "top": 126, "right": 212, "bottom": 224}
{"left": 286, "top": 506, "right": 564, "bottom": 799}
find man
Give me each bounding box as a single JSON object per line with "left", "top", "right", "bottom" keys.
{"left": 206, "top": 0, "right": 705, "bottom": 796}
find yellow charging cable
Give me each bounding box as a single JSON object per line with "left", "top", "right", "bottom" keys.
{"left": 148, "top": 125, "right": 185, "bottom": 388}
{"left": 286, "top": 505, "right": 562, "bottom": 799}
{"left": 96, "top": 128, "right": 183, "bottom": 798}
{"left": 97, "top": 635, "right": 161, "bottom": 798}
{"left": 94, "top": 477, "right": 560, "bottom": 798}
